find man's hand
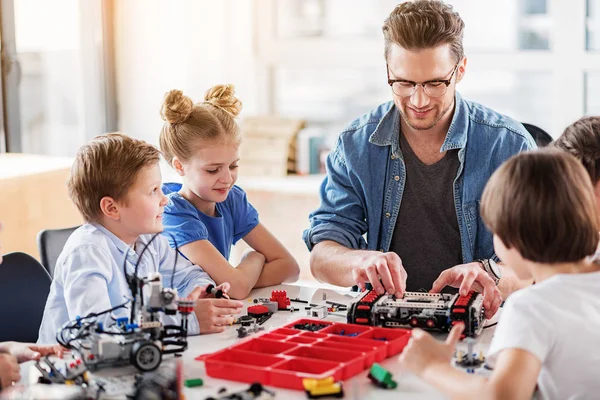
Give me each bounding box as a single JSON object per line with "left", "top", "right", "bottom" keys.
{"left": 430, "top": 262, "right": 502, "bottom": 318}
{"left": 398, "top": 323, "right": 464, "bottom": 377}
{"left": 194, "top": 298, "right": 244, "bottom": 334}
{"left": 351, "top": 251, "right": 407, "bottom": 297}
{"left": 0, "top": 353, "right": 20, "bottom": 388}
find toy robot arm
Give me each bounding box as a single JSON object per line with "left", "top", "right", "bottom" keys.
{"left": 161, "top": 308, "right": 200, "bottom": 336}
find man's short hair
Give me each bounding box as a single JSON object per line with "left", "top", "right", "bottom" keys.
{"left": 552, "top": 116, "right": 600, "bottom": 185}
{"left": 68, "top": 132, "right": 160, "bottom": 222}
{"left": 382, "top": 0, "right": 465, "bottom": 62}
{"left": 481, "top": 149, "right": 599, "bottom": 264}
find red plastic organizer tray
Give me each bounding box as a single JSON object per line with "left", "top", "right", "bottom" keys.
{"left": 200, "top": 318, "right": 411, "bottom": 390}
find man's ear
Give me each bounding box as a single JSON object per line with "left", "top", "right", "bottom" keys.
{"left": 456, "top": 56, "right": 467, "bottom": 84}
{"left": 99, "top": 196, "right": 120, "bottom": 221}
{"left": 172, "top": 157, "right": 185, "bottom": 177}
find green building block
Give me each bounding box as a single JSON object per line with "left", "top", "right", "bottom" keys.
{"left": 184, "top": 378, "right": 204, "bottom": 388}
{"left": 368, "top": 363, "right": 397, "bottom": 389}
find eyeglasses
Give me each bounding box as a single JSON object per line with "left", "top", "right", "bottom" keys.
{"left": 387, "top": 62, "right": 460, "bottom": 98}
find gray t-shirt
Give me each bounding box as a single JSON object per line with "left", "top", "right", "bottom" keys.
{"left": 389, "top": 132, "right": 463, "bottom": 292}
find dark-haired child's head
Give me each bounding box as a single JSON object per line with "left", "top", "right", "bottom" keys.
{"left": 553, "top": 116, "right": 600, "bottom": 214}
{"left": 481, "top": 149, "right": 599, "bottom": 275}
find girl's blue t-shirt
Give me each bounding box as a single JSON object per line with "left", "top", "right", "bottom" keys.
{"left": 161, "top": 183, "right": 259, "bottom": 260}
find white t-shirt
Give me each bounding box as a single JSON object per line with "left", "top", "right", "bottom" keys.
{"left": 487, "top": 271, "right": 600, "bottom": 400}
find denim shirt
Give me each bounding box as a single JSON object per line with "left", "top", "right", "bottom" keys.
{"left": 303, "top": 92, "right": 536, "bottom": 264}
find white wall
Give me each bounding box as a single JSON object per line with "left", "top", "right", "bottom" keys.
{"left": 114, "top": 0, "right": 258, "bottom": 149}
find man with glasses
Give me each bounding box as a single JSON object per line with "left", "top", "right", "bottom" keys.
{"left": 303, "top": 0, "right": 536, "bottom": 319}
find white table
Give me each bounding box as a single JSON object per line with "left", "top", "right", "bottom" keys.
{"left": 179, "top": 284, "right": 497, "bottom": 400}
{"left": 17, "top": 284, "right": 497, "bottom": 399}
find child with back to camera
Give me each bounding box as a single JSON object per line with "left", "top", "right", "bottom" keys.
{"left": 159, "top": 85, "right": 299, "bottom": 299}
{"left": 398, "top": 149, "right": 600, "bottom": 400}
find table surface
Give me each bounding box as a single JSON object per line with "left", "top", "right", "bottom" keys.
{"left": 177, "top": 284, "right": 497, "bottom": 400}
{"left": 17, "top": 283, "right": 498, "bottom": 399}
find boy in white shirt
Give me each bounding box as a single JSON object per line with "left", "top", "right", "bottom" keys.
{"left": 38, "top": 133, "right": 243, "bottom": 344}
{"left": 399, "top": 149, "right": 600, "bottom": 400}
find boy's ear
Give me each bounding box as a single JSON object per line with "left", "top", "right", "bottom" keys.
{"left": 99, "top": 196, "right": 120, "bottom": 221}
{"left": 172, "top": 157, "right": 185, "bottom": 177}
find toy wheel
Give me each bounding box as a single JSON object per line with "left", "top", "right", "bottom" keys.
{"left": 38, "top": 376, "right": 52, "bottom": 384}
{"left": 249, "top": 383, "right": 263, "bottom": 395}
{"left": 346, "top": 302, "right": 356, "bottom": 323}
{"left": 426, "top": 318, "right": 437, "bottom": 328}
{"left": 409, "top": 317, "right": 419, "bottom": 327}
{"left": 131, "top": 341, "right": 162, "bottom": 372}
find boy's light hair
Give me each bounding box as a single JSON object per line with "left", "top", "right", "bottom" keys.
{"left": 382, "top": 0, "right": 465, "bottom": 62}
{"left": 552, "top": 116, "right": 600, "bottom": 185}
{"left": 67, "top": 132, "right": 161, "bottom": 222}
{"left": 481, "top": 149, "right": 600, "bottom": 264}
{"left": 159, "top": 85, "right": 242, "bottom": 165}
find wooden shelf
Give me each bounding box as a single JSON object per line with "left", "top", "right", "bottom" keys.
{"left": 0, "top": 153, "right": 73, "bottom": 180}
{"left": 0, "top": 154, "right": 83, "bottom": 259}
{"left": 237, "top": 174, "right": 325, "bottom": 194}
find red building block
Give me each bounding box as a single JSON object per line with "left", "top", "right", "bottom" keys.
{"left": 271, "top": 290, "right": 291, "bottom": 310}
{"left": 247, "top": 305, "right": 270, "bottom": 318}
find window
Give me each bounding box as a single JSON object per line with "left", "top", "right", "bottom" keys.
{"left": 588, "top": 0, "right": 600, "bottom": 50}
{"left": 586, "top": 72, "right": 600, "bottom": 114}
{"left": 454, "top": 0, "right": 551, "bottom": 51}
{"left": 257, "top": 0, "right": 591, "bottom": 143}
{"left": 276, "top": 0, "right": 397, "bottom": 39}
{"left": 461, "top": 71, "right": 553, "bottom": 132}
{"left": 2, "top": 0, "right": 114, "bottom": 155}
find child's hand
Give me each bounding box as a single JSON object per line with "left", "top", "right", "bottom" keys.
{"left": 0, "top": 353, "right": 20, "bottom": 388}
{"left": 398, "top": 323, "right": 464, "bottom": 377}
{"left": 195, "top": 298, "right": 244, "bottom": 334}
{"left": 186, "top": 283, "right": 232, "bottom": 300}
{"left": 0, "top": 342, "right": 66, "bottom": 363}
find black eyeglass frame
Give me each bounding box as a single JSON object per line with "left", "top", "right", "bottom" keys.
{"left": 387, "top": 61, "right": 460, "bottom": 98}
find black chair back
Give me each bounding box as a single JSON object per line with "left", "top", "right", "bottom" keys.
{"left": 522, "top": 122, "right": 553, "bottom": 147}
{"left": 37, "top": 226, "right": 78, "bottom": 277}
{"left": 0, "top": 252, "right": 52, "bottom": 342}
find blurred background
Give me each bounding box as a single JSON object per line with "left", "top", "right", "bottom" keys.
{"left": 1, "top": 0, "right": 599, "bottom": 281}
